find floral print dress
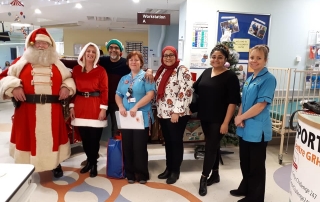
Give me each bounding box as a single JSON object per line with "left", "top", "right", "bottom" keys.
{"left": 155, "top": 66, "right": 193, "bottom": 119}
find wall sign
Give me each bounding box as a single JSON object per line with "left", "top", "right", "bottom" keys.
{"left": 137, "top": 13, "right": 170, "bottom": 25}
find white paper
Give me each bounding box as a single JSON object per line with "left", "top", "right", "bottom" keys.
{"left": 115, "top": 111, "right": 144, "bottom": 129}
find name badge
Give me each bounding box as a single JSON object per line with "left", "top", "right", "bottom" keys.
{"left": 128, "top": 98, "right": 136, "bottom": 103}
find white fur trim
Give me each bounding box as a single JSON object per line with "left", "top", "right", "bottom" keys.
{"left": 25, "top": 29, "right": 56, "bottom": 49}
{"left": 77, "top": 42, "right": 100, "bottom": 69}
{"left": 71, "top": 118, "right": 107, "bottom": 127}
{"left": 54, "top": 60, "right": 72, "bottom": 81}
{"left": 69, "top": 103, "right": 74, "bottom": 108}
{"left": 61, "top": 77, "right": 76, "bottom": 96}
{"left": 35, "top": 34, "right": 52, "bottom": 45}
{"left": 10, "top": 142, "right": 70, "bottom": 172}
{"left": 7, "top": 57, "right": 28, "bottom": 77}
{"left": 0, "top": 76, "right": 21, "bottom": 100}
{"left": 100, "top": 104, "right": 108, "bottom": 110}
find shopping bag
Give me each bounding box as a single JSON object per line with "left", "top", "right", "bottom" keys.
{"left": 106, "top": 137, "right": 125, "bottom": 179}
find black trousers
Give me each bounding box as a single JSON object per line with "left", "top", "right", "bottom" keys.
{"left": 159, "top": 115, "right": 190, "bottom": 173}
{"left": 106, "top": 102, "right": 119, "bottom": 137}
{"left": 201, "top": 121, "right": 223, "bottom": 177}
{"left": 237, "top": 137, "right": 268, "bottom": 202}
{"left": 78, "top": 126, "right": 103, "bottom": 165}
{"left": 121, "top": 128, "right": 149, "bottom": 181}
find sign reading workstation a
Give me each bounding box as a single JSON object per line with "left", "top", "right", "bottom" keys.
{"left": 137, "top": 13, "right": 170, "bottom": 25}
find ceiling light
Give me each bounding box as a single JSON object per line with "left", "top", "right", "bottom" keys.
{"left": 35, "top": 9, "right": 41, "bottom": 14}
{"left": 75, "top": 3, "right": 82, "bottom": 9}
{"left": 11, "top": 23, "right": 31, "bottom": 27}
{"left": 132, "top": 0, "right": 140, "bottom": 3}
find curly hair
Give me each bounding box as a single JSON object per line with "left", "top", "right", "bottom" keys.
{"left": 210, "top": 44, "right": 230, "bottom": 59}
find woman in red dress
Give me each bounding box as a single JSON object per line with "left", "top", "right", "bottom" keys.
{"left": 69, "top": 42, "right": 108, "bottom": 177}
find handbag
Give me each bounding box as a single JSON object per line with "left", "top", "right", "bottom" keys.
{"left": 289, "top": 101, "right": 320, "bottom": 130}
{"left": 106, "top": 133, "right": 125, "bottom": 179}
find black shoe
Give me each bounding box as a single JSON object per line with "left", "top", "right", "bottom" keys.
{"left": 166, "top": 172, "right": 179, "bottom": 184}
{"left": 90, "top": 164, "right": 97, "bottom": 178}
{"left": 80, "top": 162, "right": 92, "bottom": 173}
{"left": 230, "top": 189, "right": 246, "bottom": 197}
{"left": 158, "top": 168, "right": 171, "bottom": 179}
{"left": 52, "top": 164, "right": 63, "bottom": 178}
{"left": 198, "top": 176, "right": 207, "bottom": 196}
{"left": 207, "top": 171, "right": 220, "bottom": 186}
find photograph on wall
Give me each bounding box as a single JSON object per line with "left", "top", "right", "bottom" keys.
{"left": 236, "top": 63, "right": 247, "bottom": 88}
{"left": 220, "top": 18, "right": 240, "bottom": 35}
{"left": 248, "top": 21, "right": 267, "bottom": 40}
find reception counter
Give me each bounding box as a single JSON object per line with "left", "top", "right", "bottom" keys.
{"left": 0, "top": 164, "right": 37, "bottom": 202}
{"left": 289, "top": 112, "right": 320, "bottom": 202}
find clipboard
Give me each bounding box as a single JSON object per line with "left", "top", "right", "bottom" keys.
{"left": 115, "top": 111, "right": 144, "bottom": 129}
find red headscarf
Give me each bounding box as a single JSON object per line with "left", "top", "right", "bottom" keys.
{"left": 154, "top": 46, "right": 180, "bottom": 100}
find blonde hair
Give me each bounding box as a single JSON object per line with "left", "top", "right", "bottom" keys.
{"left": 249, "top": 45, "right": 269, "bottom": 61}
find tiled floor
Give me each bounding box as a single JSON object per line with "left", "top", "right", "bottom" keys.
{"left": 0, "top": 101, "right": 294, "bottom": 202}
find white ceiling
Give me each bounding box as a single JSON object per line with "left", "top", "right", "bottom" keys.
{"left": 0, "top": 0, "right": 183, "bottom": 32}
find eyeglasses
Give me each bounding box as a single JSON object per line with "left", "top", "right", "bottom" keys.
{"left": 109, "top": 46, "right": 120, "bottom": 50}
{"left": 35, "top": 41, "right": 50, "bottom": 46}
{"left": 163, "top": 54, "right": 175, "bottom": 58}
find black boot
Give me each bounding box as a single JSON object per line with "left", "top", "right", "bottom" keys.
{"left": 52, "top": 164, "right": 63, "bottom": 178}
{"left": 90, "top": 164, "right": 97, "bottom": 178}
{"left": 199, "top": 176, "right": 207, "bottom": 196}
{"left": 80, "top": 161, "right": 92, "bottom": 173}
{"left": 166, "top": 172, "right": 179, "bottom": 184}
{"left": 158, "top": 168, "right": 171, "bottom": 179}
{"left": 207, "top": 170, "right": 220, "bottom": 186}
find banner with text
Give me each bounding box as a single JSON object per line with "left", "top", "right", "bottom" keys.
{"left": 289, "top": 119, "right": 320, "bottom": 202}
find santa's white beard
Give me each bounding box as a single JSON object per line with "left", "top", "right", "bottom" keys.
{"left": 23, "top": 46, "right": 59, "bottom": 66}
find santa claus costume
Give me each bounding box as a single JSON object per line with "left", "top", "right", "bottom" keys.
{"left": 70, "top": 42, "right": 108, "bottom": 177}
{"left": 0, "top": 28, "right": 76, "bottom": 176}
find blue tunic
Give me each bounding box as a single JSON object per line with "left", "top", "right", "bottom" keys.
{"left": 237, "top": 67, "right": 277, "bottom": 142}
{"left": 116, "top": 70, "right": 156, "bottom": 128}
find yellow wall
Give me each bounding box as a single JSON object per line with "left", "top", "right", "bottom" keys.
{"left": 63, "top": 29, "right": 148, "bottom": 56}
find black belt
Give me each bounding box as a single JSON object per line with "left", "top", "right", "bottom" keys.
{"left": 76, "top": 91, "right": 100, "bottom": 98}
{"left": 25, "top": 94, "right": 60, "bottom": 104}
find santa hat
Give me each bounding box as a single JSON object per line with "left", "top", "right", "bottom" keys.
{"left": 77, "top": 42, "right": 100, "bottom": 68}
{"left": 105, "top": 39, "right": 124, "bottom": 52}
{"left": 25, "top": 28, "right": 56, "bottom": 49}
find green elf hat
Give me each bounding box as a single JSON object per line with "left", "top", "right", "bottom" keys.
{"left": 105, "top": 39, "right": 124, "bottom": 52}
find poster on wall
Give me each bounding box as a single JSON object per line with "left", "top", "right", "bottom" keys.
{"left": 192, "top": 22, "right": 209, "bottom": 49}
{"left": 217, "top": 11, "right": 271, "bottom": 77}
{"left": 289, "top": 117, "right": 320, "bottom": 202}
{"left": 190, "top": 22, "right": 209, "bottom": 69}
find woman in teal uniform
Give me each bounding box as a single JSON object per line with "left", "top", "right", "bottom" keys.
{"left": 230, "top": 45, "right": 276, "bottom": 202}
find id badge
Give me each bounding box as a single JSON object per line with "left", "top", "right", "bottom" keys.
{"left": 128, "top": 98, "right": 136, "bottom": 103}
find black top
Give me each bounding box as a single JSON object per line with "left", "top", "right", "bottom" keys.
{"left": 99, "top": 56, "right": 130, "bottom": 103}
{"left": 193, "top": 68, "right": 241, "bottom": 123}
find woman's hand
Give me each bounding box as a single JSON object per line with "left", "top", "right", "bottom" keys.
{"left": 59, "top": 87, "right": 70, "bottom": 100}
{"left": 145, "top": 69, "right": 154, "bottom": 83}
{"left": 98, "top": 109, "right": 106, "bottom": 121}
{"left": 234, "top": 115, "right": 244, "bottom": 127}
{"left": 69, "top": 108, "right": 75, "bottom": 120}
{"left": 119, "top": 106, "right": 127, "bottom": 117}
{"left": 220, "top": 122, "right": 228, "bottom": 135}
{"left": 171, "top": 113, "right": 179, "bottom": 123}
{"left": 130, "top": 106, "right": 138, "bottom": 117}
{"left": 12, "top": 87, "right": 26, "bottom": 101}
